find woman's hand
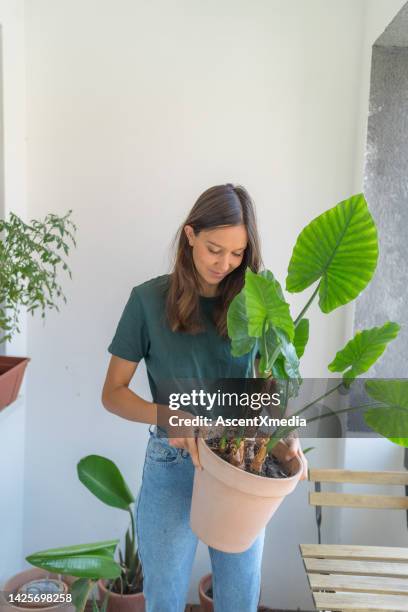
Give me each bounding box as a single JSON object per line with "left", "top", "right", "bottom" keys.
{"left": 282, "top": 437, "right": 308, "bottom": 480}
{"left": 168, "top": 435, "right": 202, "bottom": 470}
{"left": 161, "top": 407, "right": 202, "bottom": 470}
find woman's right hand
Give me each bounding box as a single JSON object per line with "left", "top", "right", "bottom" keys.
{"left": 168, "top": 435, "right": 202, "bottom": 470}
{"left": 158, "top": 406, "right": 203, "bottom": 470}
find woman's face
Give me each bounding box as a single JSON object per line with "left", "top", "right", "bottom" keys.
{"left": 184, "top": 224, "right": 248, "bottom": 296}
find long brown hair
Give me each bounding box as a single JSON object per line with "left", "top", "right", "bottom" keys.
{"left": 166, "top": 183, "right": 262, "bottom": 337}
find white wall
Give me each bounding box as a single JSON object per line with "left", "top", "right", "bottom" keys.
{"left": 0, "top": 0, "right": 26, "bottom": 586}
{"left": 18, "top": 0, "right": 407, "bottom": 608}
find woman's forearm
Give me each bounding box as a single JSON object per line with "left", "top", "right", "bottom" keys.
{"left": 102, "top": 385, "right": 172, "bottom": 426}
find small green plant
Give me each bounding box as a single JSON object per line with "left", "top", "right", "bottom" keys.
{"left": 0, "top": 210, "right": 77, "bottom": 343}
{"left": 25, "top": 455, "right": 142, "bottom": 612}
{"left": 223, "top": 193, "right": 405, "bottom": 473}
{"left": 77, "top": 455, "right": 143, "bottom": 595}
{"left": 26, "top": 540, "right": 121, "bottom": 612}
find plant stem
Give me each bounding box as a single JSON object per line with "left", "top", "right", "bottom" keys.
{"left": 302, "top": 402, "right": 383, "bottom": 425}
{"left": 79, "top": 580, "right": 95, "bottom": 612}
{"left": 128, "top": 508, "right": 135, "bottom": 552}
{"left": 291, "top": 381, "right": 344, "bottom": 419}
{"left": 294, "top": 282, "right": 320, "bottom": 326}
{"left": 270, "top": 401, "right": 383, "bottom": 444}
{"left": 269, "top": 381, "right": 344, "bottom": 446}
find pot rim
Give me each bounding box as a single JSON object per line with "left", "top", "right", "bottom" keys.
{"left": 197, "top": 435, "right": 304, "bottom": 482}
{"left": 198, "top": 573, "right": 212, "bottom": 602}
{"left": 97, "top": 579, "right": 143, "bottom": 599}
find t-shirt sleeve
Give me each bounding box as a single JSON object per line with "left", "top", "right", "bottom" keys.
{"left": 108, "top": 288, "right": 150, "bottom": 362}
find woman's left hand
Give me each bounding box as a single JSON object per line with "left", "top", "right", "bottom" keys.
{"left": 283, "top": 437, "right": 308, "bottom": 480}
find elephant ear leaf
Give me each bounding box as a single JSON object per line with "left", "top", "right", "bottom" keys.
{"left": 293, "top": 319, "right": 309, "bottom": 358}
{"left": 257, "top": 327, "right": 301, "bottom": 398}
{"left": 328, "top": 322, "right": 400, "bottom": 382}
{"left": 227, "top": 290, "right": 256, "bottom": 356}
{"left": 259, "top": 269, "right": 285, "bottom": 300}
{"left": 364, "top": 380, "right": 408, "bottom": 447}
{"left": 275, "top": 330, "right": 300, "bottom": 380}
{"left": 245, "top": 269, "right": 294, "bottom": 341}
{"left": 286, "top": 194, "right": 378, "bottom": 313}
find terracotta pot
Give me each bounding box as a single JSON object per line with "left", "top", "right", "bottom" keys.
{"left": 0, "top": 356, "right": 30, "bottom": 412}
{"left": 97, "top": 580, "right": 145, "bottom": 612}
{"left": 198, "top": 573, "right": 213, "bottom": 612}
{"left": 1, "top": 568, "right": 75, "bottom": 612}
{"left": 190, "top": 437, "right": 304, "bottom": 553}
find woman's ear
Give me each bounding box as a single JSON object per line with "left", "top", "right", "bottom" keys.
{"left": 184, "top": 225, "right": 194, "bottom": 247}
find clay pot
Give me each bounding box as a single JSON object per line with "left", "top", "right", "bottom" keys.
{"left": 198, "top": 573, "right": 213, "bottom": 612}
{"left": 0, "top": 356, "right": 30, "bottom": 412}
{"left": 190, "top": 437, "right": 304, "bottom": 553}
{"left": 1, "top": 568, "right": 75, "bottom": 612}
{"left": 97, "top": 580, "right": 145, "bottom": 612}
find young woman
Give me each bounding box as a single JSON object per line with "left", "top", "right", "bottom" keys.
{"left": 102, "top": 183, "right": 307, "bottom": 612}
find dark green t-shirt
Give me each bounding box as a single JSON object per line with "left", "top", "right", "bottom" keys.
{"left": 108, "top": 275, "right": 254, "bottom": 405}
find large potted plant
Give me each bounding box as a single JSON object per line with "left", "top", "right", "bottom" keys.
{"left": 77, "top": 455, "right": 144, "bottom": 612}
{"left": 190, "top": 193, "right": 404, "bottom": 552}
{"left": 2, "top": 540, "right": 121, "bottom": 612}
{"left": 0, "top": 210, "right": 76, "bottom": 411}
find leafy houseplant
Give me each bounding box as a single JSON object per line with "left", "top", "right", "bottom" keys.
{"left": 190, "top": 193, "right": 403, "bottom": 553}
{"left": 0, "top": 210, "right": 76, "bottom": 410}
{"left": 77, "top": 455, "right": 144, "bottom": 610}
{"left": 21, "top": 456, "right": 142, "bottom": 612}
{"left": 25, "top": 540, "right": 121, "bottom": 612}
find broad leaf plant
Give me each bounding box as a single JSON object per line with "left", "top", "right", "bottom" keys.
{"left": 227, "top": 194, "right": 404, "bottom": 473}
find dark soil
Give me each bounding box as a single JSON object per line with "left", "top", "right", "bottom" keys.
{"left": 205, "top": 435, "right": 290, "bottom": 478}
{"left": 104, "top": 579, "right": 143, "bottom": 595}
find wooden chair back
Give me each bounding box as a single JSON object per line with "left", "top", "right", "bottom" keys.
{"left": 309, "top": 468, "right": 408, "bottom": 510}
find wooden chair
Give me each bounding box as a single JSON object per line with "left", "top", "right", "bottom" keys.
{"left": 299, "top": 468, "right": 408, "bottom": 611}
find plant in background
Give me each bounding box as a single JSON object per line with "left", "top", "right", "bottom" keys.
{"left": 0, "top": 210, "right": 77, "bottom": 343}
{"left": 77, "top": 455, "right": 143, "bottom": 595}
{"left": 26, "top": 540, "right": 121, "bottom": 612}
{"left": 217, "top": 193, "right": 405, "bottom": 474}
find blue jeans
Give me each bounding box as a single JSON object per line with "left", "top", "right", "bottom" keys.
{"left": 135, "top": 427, "right": 264, "bottom": 612}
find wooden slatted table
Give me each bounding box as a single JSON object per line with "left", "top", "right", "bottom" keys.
{"left": 300, "top": 544, "right": 408, "bottom": 611}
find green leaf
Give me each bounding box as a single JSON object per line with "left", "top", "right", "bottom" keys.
{"left": 256, "top": 325, "right": 301, "bottom": 399}
{"left": 26, "top": 540, "right": 121, "bottom": 580}
{"left": 364, "top": 379, "right": 408, "bottom": 447}
{"left": 273, "top": 331, "right": 302, "bottom": 399}
{"left": 328, "top": 322, "right": 400, "bottom": 381}
{"left": 227, "top": 290, "right": 256, "bottom": 356}
{"left": 365, "top": 379, "right": 408, "bottom": 409}
{"left": 100, "top": 591, "right": 111, "bottom": 612}
{"left": 27, "top": 540, "right": 119, "bottom": 558}
{"left": 272, "top": 356, "right": 286, "bottom": 380}
{"left": 293, "top": 319, "right": 309, "bottom": 358}
{"left": 275, "top": 330, "right": 300, "bottom": 380}
{"left": 70, "top": 578, "right": 92, "bottom": 612}
{"left": 92, "top": 594, "right": 99, "bottom": 612}
{"left": 364, "top": 408, "right": 408, "bottom": 447}
{"left": 286, "top": 194, "right": 378, "bottom": 313}
{"left": 258, "top": 325, "right": 278, "bottom": 375}
{"left": 77, "top": 455, "right": 134, "bottom": 510}
{"left": 245, "top": 269, "right": 294, "bottom": 341}
{"left": 27, "top": 554, "right": 121, "bottom": 579}
{"left": 125, "top": 528, "right": 135, "bottom": 571}
{"left": 259, "top": 269, "right": 285, "bottom": 300}
{"left": 302, "top": 447, "right": 315, "bottom": 455}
